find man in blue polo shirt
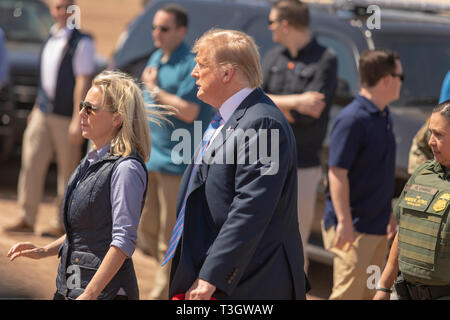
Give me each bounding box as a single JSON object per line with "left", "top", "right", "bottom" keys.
{"left": 322, "top": 50, "right": 402, "bottom": 300}
{"left": 139, "top": 4, "right": 212, "bottom": 300}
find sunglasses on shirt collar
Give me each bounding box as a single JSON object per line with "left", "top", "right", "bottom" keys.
{"left": 79, "top": 101, "right": 115, "bottom": 115}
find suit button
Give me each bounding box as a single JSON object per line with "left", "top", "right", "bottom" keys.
{"left": 227, "top": 279, "right": 232, "bottom": 284}
{"left": 74, "top": 257, "right": 79, "bottom": 263}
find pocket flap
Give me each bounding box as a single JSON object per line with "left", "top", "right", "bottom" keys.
{"left": 399, "top": 186, "right": 437, "bottom": 212}
{"left": 70, "top": 251, "right": 102, "bottom": 269}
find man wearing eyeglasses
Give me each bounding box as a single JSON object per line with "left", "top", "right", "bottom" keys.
{"left": 322, "top": 49, "right": 402, "bottom": 300}
{"left": 138, "top": 3, "right": 212, "bottom": 300}
{"left": 261, "top": 0, "right": 337, "bottom": 274}
{"left": 4, "top": 0, "right": 95, "bottom": 238}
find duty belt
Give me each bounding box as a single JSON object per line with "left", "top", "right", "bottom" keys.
{"left": 406, "top": 282, "right": 450, "bottom": 300}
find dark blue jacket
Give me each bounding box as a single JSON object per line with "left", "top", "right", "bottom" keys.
{"left": 56, "top": 153, "right": 147, "bottom": 300}
{"left": 169, "top": 88, "right": 307, "bottom": 299}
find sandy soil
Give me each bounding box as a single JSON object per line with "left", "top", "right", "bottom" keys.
{"left": 0, "top": 192, "right": 158, "bottom": 299}
{"left": 0, "top": 159, "right": 329, "bottom": 300}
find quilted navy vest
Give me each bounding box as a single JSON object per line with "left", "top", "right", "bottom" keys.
{"left": 55, "top": 152, "right": 147, "bottom": 300}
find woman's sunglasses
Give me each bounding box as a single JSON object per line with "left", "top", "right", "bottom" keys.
{"left": 79, "top": 101, "right": 115, "bottom": 115}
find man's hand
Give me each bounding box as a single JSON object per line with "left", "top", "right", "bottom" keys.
{"left": 142, "top": 66, "right": 158, "bottom": 92}
{"left": 334, "top": 220, "right": 355, "bottom": 251}
{"left": 185, "top": 278, "right": 216, "bottom": 300}
{"left": 296, "top": 91, "right": 325, "bottom": 119}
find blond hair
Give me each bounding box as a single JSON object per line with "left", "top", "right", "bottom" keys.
{"left": 92, "top": 70, "right": 160, "bottom": 162}
{"left": 192, "top": 29, "right": 262, "bottom": 88}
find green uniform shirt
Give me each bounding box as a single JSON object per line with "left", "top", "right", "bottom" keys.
{"left": 395, "top": 160, "right": 450, "bottom": 285}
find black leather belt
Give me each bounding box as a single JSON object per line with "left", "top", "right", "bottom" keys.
{"left": 406, "top": 282, "right": 450, "bottom": 300}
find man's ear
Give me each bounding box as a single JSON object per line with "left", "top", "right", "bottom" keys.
{"left": 381, "top": 74, "right": 392, "bottom": 88}
{"left": 222, "top": 67, "right": 235, "bottom": 83}
{"left": 178, "top": 26, "right": 187, "bottom": 38}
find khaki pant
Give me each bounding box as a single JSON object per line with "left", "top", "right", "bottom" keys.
{"left": 137, "top": 171, "right": 182, "bottom": 300}
{"left": 321, "top": 221, "right": 388, "bottom": 300}
{"left": 297, "top": 166, "right": 322, "bottom": 273}
{"left": 17, "top": 108, "right": 81, "bottom": 228}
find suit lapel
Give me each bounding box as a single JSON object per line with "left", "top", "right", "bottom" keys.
{"left": 179, "top": 88, "right": 264, "bottom": 208}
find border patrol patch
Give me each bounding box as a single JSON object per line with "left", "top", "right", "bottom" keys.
{"left": 433, "top": 199, "right": 447, "bottom": 212}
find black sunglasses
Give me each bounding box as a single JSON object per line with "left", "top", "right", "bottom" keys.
{"left": 268, "top": 19, "right": 280, "bottom": 26}
{"left": 152, "top": 25, "right": 172, "bottom": 33}
{"left": 79, "top": 101, "right": 114, "bottom": 115}
{"left": 391, "top": 73, "right": 405, "bottom": 82}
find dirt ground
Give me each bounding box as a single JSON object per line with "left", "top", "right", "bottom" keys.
{"left": 0, "top": 158, "right": 158, "bottom": 300}
{"left": 0, "top": 157, "right": 330, "bottom": 300}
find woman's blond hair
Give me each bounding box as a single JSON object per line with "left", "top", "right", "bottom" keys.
{"left": 92, "top": 70, "right": 166, "bottom": 162}
{"left": 192, "top": 29, "right": 263, "bottom": 88}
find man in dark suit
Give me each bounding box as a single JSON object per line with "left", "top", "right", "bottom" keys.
{"left": 164, "top": 29, "right": 307, "bottom": 300}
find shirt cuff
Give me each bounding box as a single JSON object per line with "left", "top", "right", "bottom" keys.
{"left": 110, "top": 237, "right": 135, "bottom": 258}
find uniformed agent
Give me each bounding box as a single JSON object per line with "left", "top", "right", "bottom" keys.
{"left": 374, "top": 99, "right": 450, "bottom": 300}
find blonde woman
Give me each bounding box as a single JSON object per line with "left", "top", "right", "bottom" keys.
{"left": 7, "top": 71, "right": 159, "bottom": 300}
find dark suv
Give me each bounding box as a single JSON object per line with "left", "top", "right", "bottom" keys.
{"left": 113, "top": 0, "right": 450, "bottom": 265}
{"left": 0, "top": 0, "right": 52, "bottom": 161}
{"left": 0, "top": 0, "right": 107, "bottom": 162}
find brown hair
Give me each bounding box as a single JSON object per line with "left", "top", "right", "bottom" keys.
{"left": 272, "top": 0, "right": 310, "bottom": 30}
{"left": 192, "top": 29, "right": 263, "bottom": 88}
{"left": 359, "top": 50, "right": 400, "bottom": 88}
{"left": 159, "top": 3, "right": 188, "bottom": 27}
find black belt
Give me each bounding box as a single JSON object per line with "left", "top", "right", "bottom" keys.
{"left": 406, "top": 282, "right": 450, "bottom": 300}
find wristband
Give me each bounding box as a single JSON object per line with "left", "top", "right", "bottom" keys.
{"left": 376, "top": 287, "right": 392, "bottom": 293}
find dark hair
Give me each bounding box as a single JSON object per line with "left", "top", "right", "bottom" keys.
{"left": 272, "top": 0, "right": 310, "bottom": 29}
{"left": 159, "top": 4, "right": 188, "bottom": 28}
{"left": 359, "top": 50, "right": 400, "bottom": 88}
{"left": 432, "top": 99, "right": 450, "bottom": 120}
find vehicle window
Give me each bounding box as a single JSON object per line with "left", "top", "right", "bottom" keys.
{"left": 316, "top": 33, "right": 359, "bottom": 95}
{"left": 373, "top": 34, "right": 450, "bottom": 107}
{"left": 0, "top": 0, "right": 52, "bottom": 43}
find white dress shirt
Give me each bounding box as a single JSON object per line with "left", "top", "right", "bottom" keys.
{"left": 41, "top": 25, "right": 96, "bottom": 100}
{"left": 208, "top": 87, "right": 254, "bottom": 146}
